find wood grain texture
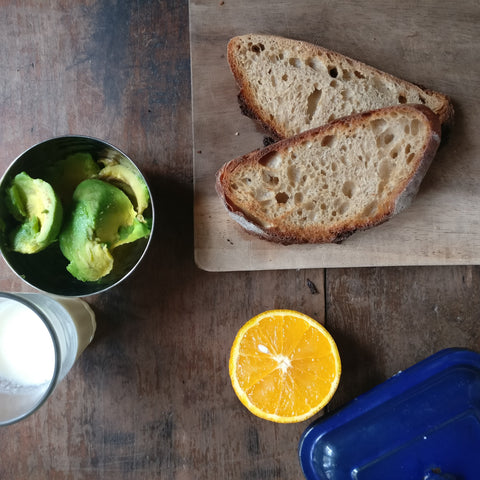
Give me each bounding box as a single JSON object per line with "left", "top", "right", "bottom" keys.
{"left": 191, "top": 0, "right": 480, "bottom": 271}
{"left": 0, "top": 6, "right": 326, "bottom": 479}
{"left": 0, "top": 2, "right": 479, "bottom": 480}
{"left": 325, "top": 266, "right": 480, "bottom": 411}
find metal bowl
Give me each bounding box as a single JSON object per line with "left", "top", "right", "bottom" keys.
{"left": 0, "top": 136, "right": 154, "bottom": 297}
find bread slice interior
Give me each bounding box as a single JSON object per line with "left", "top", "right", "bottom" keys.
{"left": 216, "top": 105, "right": 441, "bottom": 244}
{"left": 228, "top": 34, "right": 453, "bottom": 139}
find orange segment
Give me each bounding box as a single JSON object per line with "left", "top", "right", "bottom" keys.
{"left": 229, "top": 309, "right": 341, "bottom": 423}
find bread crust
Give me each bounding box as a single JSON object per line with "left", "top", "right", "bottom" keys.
{"left": 216, "top": 105, "right": 441, "bottom": 245}
{"left": 228, "top": 34, "right": 453, "bottom": 139}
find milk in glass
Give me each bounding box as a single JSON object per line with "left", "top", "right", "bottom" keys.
{"left": 0, "top": 294, "right": 96, "bottom": 425}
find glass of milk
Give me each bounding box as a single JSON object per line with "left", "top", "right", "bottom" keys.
{"left": 0, "top": 292, "right": 96, "bottom": 426}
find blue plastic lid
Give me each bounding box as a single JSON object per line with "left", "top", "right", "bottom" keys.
{"left": 298, "top": 348, "right": 480, "bottom": 480}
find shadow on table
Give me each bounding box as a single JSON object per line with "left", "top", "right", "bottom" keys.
{"left": 84, "top": 173, "right": 194, "bottom": 345}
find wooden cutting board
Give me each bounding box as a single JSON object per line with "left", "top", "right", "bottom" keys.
{"left": 190, "top": 0, "right": 480, "bottom": 271}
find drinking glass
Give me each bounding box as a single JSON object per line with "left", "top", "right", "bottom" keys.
{"left": 0, "top": 292, "right": 96, "bottom": 425}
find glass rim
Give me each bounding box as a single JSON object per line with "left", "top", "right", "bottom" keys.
{"left": 0, "top": 292, "right": 61, "bottom": 426}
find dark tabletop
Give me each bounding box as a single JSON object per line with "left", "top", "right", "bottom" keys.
{"left": 0, "top": 2, "right": 478, "bottom": 479}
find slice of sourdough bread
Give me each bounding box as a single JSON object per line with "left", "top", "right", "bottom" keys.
{"left": 228, "top": 34, "right": 453, "bottom": 139}
{"left": 216, "top": 105, "right": 441, "bottom": 244}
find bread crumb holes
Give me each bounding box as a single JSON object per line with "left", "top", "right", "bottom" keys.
{"left": 275, "top": 192, "right": 289, "bottom": 204}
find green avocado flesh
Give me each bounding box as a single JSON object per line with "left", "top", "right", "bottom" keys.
{"left": 45, "top": 153, "right": 100, "bottom": 205}
{"left": 97, "top": 163, "right": 150, "bottom": 216}
{"left": 1, "top": 153, "right": 152, "bottom": 283}
{"left": 5, "top": 172, "right": 63, "bottom": 254}
{"left": 59, "top": 179, "right": 150, "bottom": 282}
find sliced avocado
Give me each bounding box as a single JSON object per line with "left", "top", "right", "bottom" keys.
{"left": 59, "top": 179, "right": 139, "bottom": 282}
{"left": 5, "top": 172, "right": 63, "bottom": 254}
{"left": 112, "top": 217, "right": 151, "bottom": 249}
{"left": 45, "top": 153, "right": 100, "bottom": 205}
{"left": 97, "top": 163, "right": 150, "bottom": 216}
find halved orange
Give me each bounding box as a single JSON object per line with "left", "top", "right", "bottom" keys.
{"left": 229, "top": 309, "right": 341, "bottom": 423}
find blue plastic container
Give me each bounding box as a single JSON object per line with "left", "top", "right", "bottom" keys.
{"left": 298, "top": 348, "right": 480, "bottom": 480}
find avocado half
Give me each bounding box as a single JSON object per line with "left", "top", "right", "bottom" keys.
{"left": 45, "top": 152, "right": 100, "bottom": 205}
{"left": 4, "top": 172, "right": 63, "bottom": 254}
{"left": 97, "top": 162, "right": 150, "bottom": 217}
{"left": 59, "top": 179, "right": 150, "bottom": 282}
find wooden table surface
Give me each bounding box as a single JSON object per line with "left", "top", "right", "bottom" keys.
{"left": 0, "top": 2, "right": 478, "bottom": 479}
